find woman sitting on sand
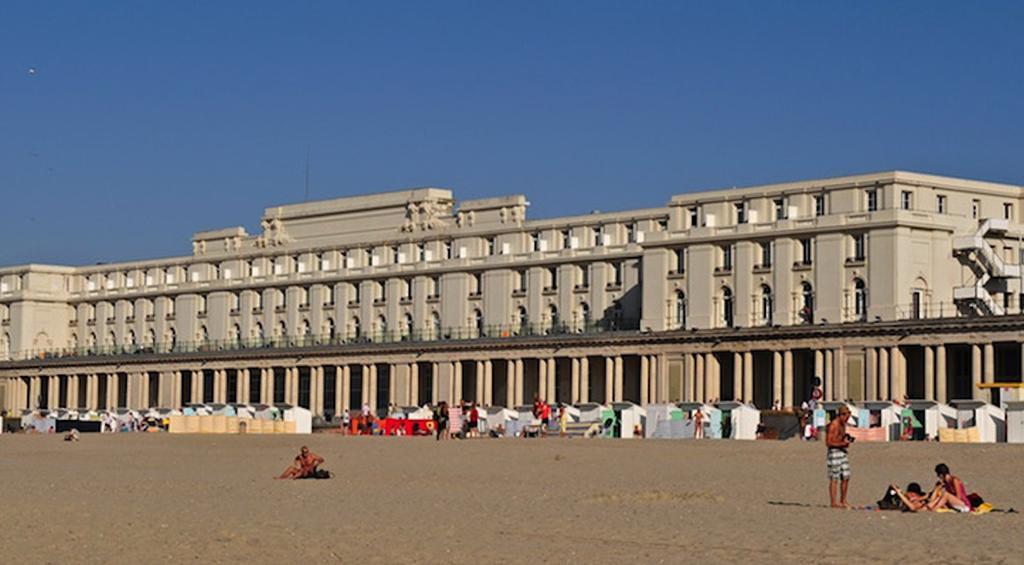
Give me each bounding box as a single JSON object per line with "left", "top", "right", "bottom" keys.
{"left": 926, "top": 463, "right": 972, "bottom": 513}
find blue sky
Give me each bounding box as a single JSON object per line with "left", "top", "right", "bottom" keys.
{"left": 1, "top": 1, "right": 1021, "bottom": 266}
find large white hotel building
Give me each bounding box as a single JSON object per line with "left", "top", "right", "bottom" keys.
{"left": 2, "top": 171, "right": 1022, "bottom": 417}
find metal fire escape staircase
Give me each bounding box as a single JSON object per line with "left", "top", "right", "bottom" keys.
{"left": 953, "top": 218, "right": 1020, "bottom": 315}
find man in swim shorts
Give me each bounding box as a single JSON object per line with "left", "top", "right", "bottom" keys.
{"left": 276, "top": 446, "right": 324, "bottom": 479}
{"left": 826, "top": 406, "right": 853, "bottom": 508}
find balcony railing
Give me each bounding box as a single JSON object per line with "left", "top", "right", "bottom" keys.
{"left": 12, "top": 318, "right": 641, "bottom": 362}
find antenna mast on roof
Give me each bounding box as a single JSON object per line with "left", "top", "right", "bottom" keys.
{"left": 304, "top": 144, "right": 311, "bottom": 201}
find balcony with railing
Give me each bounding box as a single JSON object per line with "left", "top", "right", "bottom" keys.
{"left": 12, "top": 318, "right": 642, "bottom": 362}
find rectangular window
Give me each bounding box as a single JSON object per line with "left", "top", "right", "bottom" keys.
{"left": 971, "top": 199, "right": 980, "bottom": 219}
{"left": 774, "top": 198, "right": 786, "bottom": 220}
{"left": 936, "top": 195, "right": 947, "bottom": 214}
{"left": 579, "top": 265, "right": 590, "bottom": 288}
{"left": 688, "top": 207, "right": 698, "bottom": 228}
{"left": 800, "top": 239, "right": 813, "bottom": 264}
{"left": 901, "top": 191, "right": 912, "bottom": 210}
{"left": 735, "top": 202, "right": 747, "bottom": 224}
{"left": 721, "top": 245, "right": 733, "bottom": 270}
{"left": 532, "top": 233, "right": 542, "bottom": 252}
{"left": 1004, "top": 203, "right": 1014, "bottom": 220}
{"left": 516, "top": 270, "right": 527, "bottom": 291}
{"left": 673, "top": 248, "right": 685, "bottom": 274}
{"left": 560, "top": 230, "right": 571, "bottom": 249}
{"left": 593, "top": 226, "right": 603, "bottom": 247}
{"left": 612, "top": 262, "right": 623, "bottom": 286}
{"left": 626, "top": 223, "right": 637, "bottom": 243}
{"left": 444, "top": 241, "right": 453, "bottom": 260}
{"left": 657, "top": 218, "right": 668, "bottom": 231}
{"left": 760, "top": 242, "right": 772, "bottom": 267}
{"left": 547, "top": 267, "right": 558, "bottom": 291}
{"left": 853, "top": 234, "right": 866, "bottom": 260}
{"left": 866, "top": 190, "right": 878, "bottom": 212}
{"left": 814, "top": 194, "right": 826, "bottom": 217}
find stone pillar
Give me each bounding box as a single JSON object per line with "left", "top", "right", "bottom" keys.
{"left": 878, "top": 347, "right": 890, "bottom": 400}
{"left": 935, "top": 345, "right": 947, "bottom": 403}
{"left": 410, "top": 363, "right": 420, "bottom": 406}
{"left": 538, "top": 359, "right": 547, "bottom": 402}
{"left": 614, "top": 355, "right": 624, "bottom": 402}
{"left": 483, "top": 359, "right": 493, "bottom": 406}
{"left": 431, "top": 362, "right": 440, "bottom": 404}
{"left": 475, "top": 360, "right": 485, "bottom": 405}
{"left": 314, "top": 366, "right": 325, "bottom": 415}
{"left": 514, "top": 358, "right": 524, "bottom": 406}
{"left": 696, "top": 353, "right": 706, "bottom": 402}
{"left": 814, "top": 350, "right": 824, "bottom": 390}
{"left": 890, "top": 346, "right": 904, "bottom": 401}
{"left": 742, "top": 351, "right": 753, "bottom": 403}
{"left": 924, "top": 346, "right": 935, "bottom": 401}
{"left": 369, "top": 364, "right": 378, "bottom": 410}
{"left": 684, "top": 353, "right": 695, "bottom": 402}
{"left": 505, "top": 360, "right": 515, "bottom": 407}
{"left": 640, "top": 355, "right": 650, "bottom": 405}
{"left": 823, "top": 350, "right": 834, "bottom": 402}
{"left": 651, "top": 355, "right": 660, "bottom": 403}
{"left": 732, "top": 352, "right": 743, "bottom": 402}
{"left": 361, "top": 365, "right": 370, "bottom": 405}
{"left": 110, "top": 373, "right": 120, "bottom": 408}
{"left": 336, "top": 366, "right": 346, "bottom": 413}
{"left": 864, "top": 348, "right": 876, "bottom": 401}
{"left": 604, "top": 357, "right": 614, "bottom": 404}
{"left": 547, "top": 358, "right": 557, "bottom": 403}
{"left": 67, "top": 376, "right": 79, "bottom": 409}
{"left": 982, "top": 342, "right": 994, "bottom": 402}
{"left": 783, "top": 350, "right": 793, "bottom": 408}
{"left": 971, "top": 344, "right": 982, "bottom": 401}
{"left": 451, "top": 361, "right": 461, "bottom": 404}
{"left": 580, "top": 357, "right": 590, "bottom": 404}
{"left": 835, "top": 348, "right": 847, "bottom": 402}
{"left": 571, "top": 358, "right": 581, "bottom": 404}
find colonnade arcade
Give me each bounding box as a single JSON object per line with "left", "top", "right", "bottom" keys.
{"left": 4, "top": 318, "right": 1024, "bottom": 416}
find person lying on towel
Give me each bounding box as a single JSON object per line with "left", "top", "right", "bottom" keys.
{"left": 889, "top": 482, "right": 929, "bottom": 512}
{"left": 276, "top": 446, "right": 325, "bottom": 480}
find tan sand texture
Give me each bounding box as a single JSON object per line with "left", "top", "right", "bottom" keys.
{"left": 0, "top": 435, "right": 1021, "bottom": 564}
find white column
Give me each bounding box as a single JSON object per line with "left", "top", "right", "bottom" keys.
{"left": 783, "top": 350, "right": 793, "bottom": 409}
{"left": 924, "top": 346, "right": 935, "bottom": 401}
{"left": 614, "top": 355, "right": 624, "bottom": 402}
{"left": 878, "top": 347, "right": 890, "bottom": 401}
{"left": 936, "top": 345, "right": 947, "bottom": 404}
{"left": 982, "top": 342, "right": 994, "bottom": 402}
{"left": 640, "top": 355, "right": 649, "bottom": 405}
{"left": 824, "top": 350, "right": 834, "bottom": 402}
{"left": 742, "top": 351, "right": 753, "bottom": 403}
{"left": 571, "top": 357, "right": 581, "bottom": 404}
{"left": 732, "top": 352, "right": 743, "bottom": 402}
{"left": 604, "top": 357, "right": 614, "bottom": 404}
{"left": 579, "top": 356, "right": 590, "bottom": 404}
{"left": 696, "top": 353, "right": 706, "bottom": 403}
{"left": 514, "top": 358, "right": 524, "bottom": 406}
{"left": 483, "top": 359, "right": 493, "bottom": 406}
{"left": 506, "top": 360, "right": 515, "bottom": 408}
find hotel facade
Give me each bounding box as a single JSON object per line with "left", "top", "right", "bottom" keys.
{"left": 2, "top": 171, "right": 1023, "bottom": 417}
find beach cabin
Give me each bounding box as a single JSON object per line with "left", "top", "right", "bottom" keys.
{"left": 948, "top": 400, "right": 1005, "bottom": 443}
{"left": 278, "top": 404, "right": 312, "bottom": 434}
{"left": 611, "top": 402, "right": 645, "bottom": 438}
{"left": 644, "top": 403, "right": 684, "bottom": 438}
{"left": 1006, "top": 402, "right": 1024, "bottom": 444}
{"left": 716, "top": 401, "right": 760, "bottom": 440}
{"left": 484, "top": 406, "right": 517, "bottom": 436}
{"left": 853, "top": 401, "right": 901, "bottom": 441}
{"left": 675, "top": 402, "right": 717, "bottom": 439}
{"left": 902, "top": 400, "right": 956, "bottom": 441}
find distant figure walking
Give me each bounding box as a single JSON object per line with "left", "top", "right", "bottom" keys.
{"left": 693, "top": 409, "right": 704, "bottom": 439}
{"left": 826, "top": 406, "right": 853, "bottom": 508}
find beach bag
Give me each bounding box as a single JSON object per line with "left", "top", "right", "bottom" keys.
{"left": 967, "top": 493, "right": 984, "bottom": 508}
{"left": 877, "top": 487, "right": 902, "bottom": 510}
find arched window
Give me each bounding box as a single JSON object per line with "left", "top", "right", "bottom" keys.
{"left": 254, "top": 322, "right": 264, "bottom": 340}
{"left": 232, "top": 324, "right": 242, "bottom": 343}
{"left": 88, "top": 332, "right": 98, "bottom": 349}
{"left": 301, "top": 319, "right": 311, "bottom": 337}
{"left": 166, "top": 328, "right": 176, "bottom": 349}
{"left": 125, "top": 301, "right": 135, "bottom": 320}
{"left": 761, "top": 285, "right": 773, "bottom": 325}
{"left": 199, "top": 325, "right": 209, "bottom": 342}
{"left": 351, "top": 316, "right": 361, "bottom": 339}
{"left": 278, "top": 320, "right": 287, "bottom": 339}
{"left": 801, "top": 282, "right": 814, "bottom": 324}
{"left": 474, "top": 309, "right": 484, "bottom": 336}
{"left": 325, "top": 317, "right": 336, "bottom": 340}
{"left": 106, "top": 331, "right": 116, "bottom": 347}
{"left": 431, "top": 311, "right": 441, "bottom": 339}
{"left": 854, "top": 278, "right": 868, "bottom": 320}
{"left": 579, "top": 302, "right": 591, "bottom": 330}
{"left": 402, "top": 313, "right": 414, "bottom": 340}
{"left": 2, "top": 332, "right": 11, "bottom": 360}
{"left": 127, "top": 330, "right": 137, "bottom": 347}
{"left": 376, "top": 315, "right": 387, "bottom": 340}
{"left": 675, "top": 291, "right": 687, "bottom": 328}
{"left": 69, "top": 332, "right": 78, "bottom": 350}
{"left": 548, "top": 304, "right": 560, "bottom": 333}
{"left": 721, "top": 287, "right": 734, "bottom": 328}
{"left": 146, "top": 328, "right": 156, "bottom": 346}
{"left": 517, "top": 307, "right": 528, "bottom": 334}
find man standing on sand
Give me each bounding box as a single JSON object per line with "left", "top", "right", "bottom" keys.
{"left": 826, "top": 406, "right": 853, "bottom": 508}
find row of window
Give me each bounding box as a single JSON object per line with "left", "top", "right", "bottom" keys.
{"left": 666, "top": 235, "right": 867, "bottom": 275}
{"left": 67, "top": 264, "right": 630, "bottom": 324}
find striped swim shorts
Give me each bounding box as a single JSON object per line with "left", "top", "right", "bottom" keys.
{"left": 827, "top": 448, "right": 851, "bottom": 480}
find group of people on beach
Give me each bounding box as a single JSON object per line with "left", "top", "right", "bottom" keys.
{"left": 826, "top": 406, "right": 980, "bottom": 512}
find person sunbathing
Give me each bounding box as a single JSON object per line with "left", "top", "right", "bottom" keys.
{"left": 276, "top": 446, "right": 324, "bottom": 480}
{"left": 890, "top": 482, "right": 929, "bottom": 512}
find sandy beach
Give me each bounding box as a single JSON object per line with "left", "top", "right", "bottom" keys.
{"left": 1, "top": 434, "right": 1021, "bottom": 564}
